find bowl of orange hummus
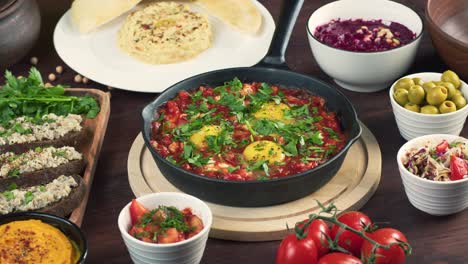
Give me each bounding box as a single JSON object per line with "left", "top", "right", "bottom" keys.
{"left": 0, "top": 212, "right": 87, "bottom": 263}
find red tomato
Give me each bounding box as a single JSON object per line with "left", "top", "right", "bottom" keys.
{"left": 330, "top": 211, "right": 372, "bottom": 257}
{"left": 435, "top": 140, "right": 449, "bottom": 153}
{"left": 450, "top": 155, "right": 468, "bottom": 181}
{"left": 129, "top": 199, "right": 150, "bottom": 225}
{"left": 301, "top": 219, "right": 331, "bottom": 257}
{"left": 317, "top": 253, "right": 362, "bottom": 264}
{"left": 158, "top": 228, "right": 184, "bottom": 244}
{"left": 276, "top": 233, "right": 318, "bottom": 264}
{"left": 361, "top": 228, "right": 408, "bottom": 264}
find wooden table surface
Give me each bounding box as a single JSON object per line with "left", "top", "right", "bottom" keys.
{"left": 2, "top": 0, "right": 467, "bottom": 263}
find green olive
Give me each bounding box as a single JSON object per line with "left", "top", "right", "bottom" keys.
{"left": 439, "top": 101, "right": 457, "bottom": 114}
{"left": 454, "top": 89, "right": 463, "bottom": 97}
{"left": 421, "top": 105, "right": 440, "bottom": 114}
{"left": 452, "top": 94, "right": 467, "bottom": 109}
{"left": 404, "top": 103, "right": 420, "bottom": 113}
{"left": 441, "top": 70, "right": 461, "bottom": 89}
{"left": 393, "top": 88, "right": 409, "bottom": 106}
{"left": 433, "top": 81, "right": 444, "bottom": 86}
{"left": 395, "top": 78, "right": 415, "bottom": 90}
{"left": 408, "top": 85, "right": 425, "bottom": 104}
{"left": 440, "top": 82, "right": 457, "bottom": 99}
{"left": 426, "top": 86, "right": 448, "bottom": 105}
{"left": 422, "top": 82, "right": 436, "bottom": 93}
{"left": 412, "top": 77, "right": 424, "bottom": 86}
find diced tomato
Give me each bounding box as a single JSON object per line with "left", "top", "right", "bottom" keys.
{"left": 450, "top": 155, "right": 468, "bottom": 181}
{"left": 160, "top": 134, "right": 172, "bottom": 146}
{"left": 128, "top": 226, "right": 145, "bottom": 237}
{"left": 158, "top": 228, "right": 184, "bottom": 244}
{"left": 186, "top": 215, "right": 204, "bottom": 238}
{"left": 144, "top": 223, "right": 160, "bottom": 234}
{"left": 178, "top": 91, "right": 191, "bottom": 109}
{"left": 435, "top": 140, "right": 449, "bottom": 153}
{"left": 129, "top": 199, "right": 150, "bottom": 225}
{"left": 285, "top": 95, "right": 308, "bottom": 105}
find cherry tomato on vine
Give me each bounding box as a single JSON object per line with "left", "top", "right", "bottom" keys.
{"left": 330, "top": 211, "right": 372, "bottom": 257}
{"left": 276, "top": 233, "right": 318, "bottom": 264}
{"left": 361, "top": 228, "right": 408, "bottom": 264}
{"left": 298, "top": 219, "right": 331, "bottom": 257}
{"left": 317, "top": 253, "right": 363, "bottom": 264}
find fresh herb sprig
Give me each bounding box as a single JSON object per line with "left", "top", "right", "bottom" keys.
{"left": 0, "top": 68, "right": 100, "bottom": 123}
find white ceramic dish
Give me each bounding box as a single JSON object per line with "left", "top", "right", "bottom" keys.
{"left": 306, "top": 0, "right": 423, "bottom": 92}
{"left": 389, "top": 72, "right": 468, "bottom": 140}
{"left": 118, "top": 192, "right": 213, "bottom": 264}
{"left": 397, "top": 134, "right": 468, "bottom": 216}
{"left": 53, "top": 1, "right": 275, "bottom": 93}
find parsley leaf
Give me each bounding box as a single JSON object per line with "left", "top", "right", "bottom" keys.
{"left": 24, "top": 191, "right": 34, "bottom": 204}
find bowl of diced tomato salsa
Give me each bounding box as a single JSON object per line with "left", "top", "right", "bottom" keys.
{"left": 397, "top": 134, "right": 468, "bottom": 216}
{"left": 118, "top": 192, "right": 212, "bottom": 264}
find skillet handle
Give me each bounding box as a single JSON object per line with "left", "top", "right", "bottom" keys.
{"left": 256, "top": 0, "right": 304, "bottom": 69}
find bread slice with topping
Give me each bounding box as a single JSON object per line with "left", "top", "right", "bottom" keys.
{"left": 0, "top": 146, "right": 85, "bottom": 192}
{"left": 0, "top": 113, "right": 84, "bottom": 154}
{"left": 0, "top": 175, "right": 86, "bottom": 217}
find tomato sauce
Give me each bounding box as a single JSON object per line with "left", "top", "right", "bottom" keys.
{"left": 150, "top": 79, "right": 346, "bottom": 181}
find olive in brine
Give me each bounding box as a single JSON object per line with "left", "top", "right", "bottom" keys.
{"left": 441, "top": 82, "right": 457, "bottom": 99}
{"left": 412, "top": 77, "right": 424, "bottom": 86}
{"left": 393, "top": 88, "right": 409, "bottom": 106}
{"left": 426, "top": 86, "right": 448, "bottom": 105}
{"left": 408, "top": 85, "right": 425, "bottom": 104}
{"left": 422, "top": 82, "right": 436, "bottom": 93}
{"left": 404, "top": 103, "right": 420, "bottom": 113}
{"left": 452, "top": 94, "right": 467, "bottom": 109}
{"left": 421, "top": 105, "right": 440, "bottom": 114}
{"left": 439, "top": 101, "right": 457, "bottom": 114}
{"left": 441, "top": 70, "right": 461, "bottom": 89}
{"left": 395, "top": 78, "right": 415, "bottom": 90}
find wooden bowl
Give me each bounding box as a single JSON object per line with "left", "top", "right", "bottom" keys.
{"left": 426, "top": 0, "right": 468, "bottom": 80}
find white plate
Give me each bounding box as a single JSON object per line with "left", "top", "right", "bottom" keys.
{"left": 53, "top": 1, "right": 275, "bottom": 93}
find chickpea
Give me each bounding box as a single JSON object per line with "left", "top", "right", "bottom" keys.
{"left": 48, "top": 73, "right": 56, "bottom": 82}
{"left": 74, "top": 74, "right": 83, "bottom": 83}
{"left": 55, "top": 66, "right": 63, "bottom": 74}
{"left": 30, "top": 57, "right": 38, "bottom": 65}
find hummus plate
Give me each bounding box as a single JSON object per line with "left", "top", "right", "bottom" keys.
{"left": 53, "top": 1, "right": 275, "bottom": 93}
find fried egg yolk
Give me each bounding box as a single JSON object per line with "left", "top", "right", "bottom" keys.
{"left": 243, "top": 140, "right": 285, "bottom": 164}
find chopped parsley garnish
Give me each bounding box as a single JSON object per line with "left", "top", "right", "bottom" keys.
{"left": 2, "top": 191, "right": 14, "bottom": 201}
{"left": 8, "top": 168, "right": 20, "bottom": 178}
{"left": 7, "top": 183, "right": 17, "bottom": 191}
{"left": 24, "top": 191, "right": 34, "bottom": 204}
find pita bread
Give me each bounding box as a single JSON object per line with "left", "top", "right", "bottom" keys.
{"left": 71, "top": 0, "right": 142, "bottom": 34}
{"left": 195, "top": 0, "right": 262, "bottom": 34}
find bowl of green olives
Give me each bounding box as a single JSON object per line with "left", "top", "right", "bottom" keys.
{"left": 390, "top": 70, "right": 468, "bottom": 140}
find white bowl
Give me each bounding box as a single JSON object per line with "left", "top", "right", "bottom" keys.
{"left": 117, "top": 192, "right": 213, "bottom": 264}
{"left": 397, "top": 134, "right": 468, "bottom": 216}
{"left": 306, "top": 0, "right": 423, "bottom": 92}
{"left": 389, "top": 72, "right": 468, "bottom": 140}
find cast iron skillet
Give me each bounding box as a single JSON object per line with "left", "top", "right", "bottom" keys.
{"left": 142, "top": 0, "right": 361, "bottom": 207}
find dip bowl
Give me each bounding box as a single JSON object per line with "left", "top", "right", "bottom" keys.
{"left": 0, "top": 212, "right": 88, "bottom": 263}
{"left": 118, "top": 192, "right": 213, "bottom": 264}
{"left": 397, "top": 134, "right": 468, "bottom": 216}
{"left": 307, "top": 0, "right": 423, "bottom": 92}
{"left": 389, "top": 72, "right": 468, "bottom": 140}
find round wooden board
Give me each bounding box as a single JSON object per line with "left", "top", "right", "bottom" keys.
{"left": 127, "top": 122, "right": 381, "bottom": 241}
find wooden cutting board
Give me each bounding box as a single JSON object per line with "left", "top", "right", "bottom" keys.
{"left": 127, "top": 122, "right": 381, "bottom": 241}
{"left": 67, "top": 88, "right": 111, "bottom": 226}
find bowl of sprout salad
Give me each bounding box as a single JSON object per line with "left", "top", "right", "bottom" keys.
{"left": 397, "top": 134, "right": 468, "bottom": 216}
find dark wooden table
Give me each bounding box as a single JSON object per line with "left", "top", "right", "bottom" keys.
{"left": 2, "top": 0, "right": 467, "bottom": 263}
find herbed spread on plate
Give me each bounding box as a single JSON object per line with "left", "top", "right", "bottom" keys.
{"left": 150, "top": 78, "right": 346, "bottom": 181}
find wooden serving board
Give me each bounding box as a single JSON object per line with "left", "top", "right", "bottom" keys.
{"left": 66, "top": 88, "right": 111, "bottom": 226}
{"left": 127, "top": 122, "right": 381, "bottom": 241}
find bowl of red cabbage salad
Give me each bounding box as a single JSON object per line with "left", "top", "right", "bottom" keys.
{"left": 403, "top": 139, "right": 468, "bottom": 181}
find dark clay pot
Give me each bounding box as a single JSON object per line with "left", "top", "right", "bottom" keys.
{"left": 0, "top": 0, "right": 41, "bottom": 68}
